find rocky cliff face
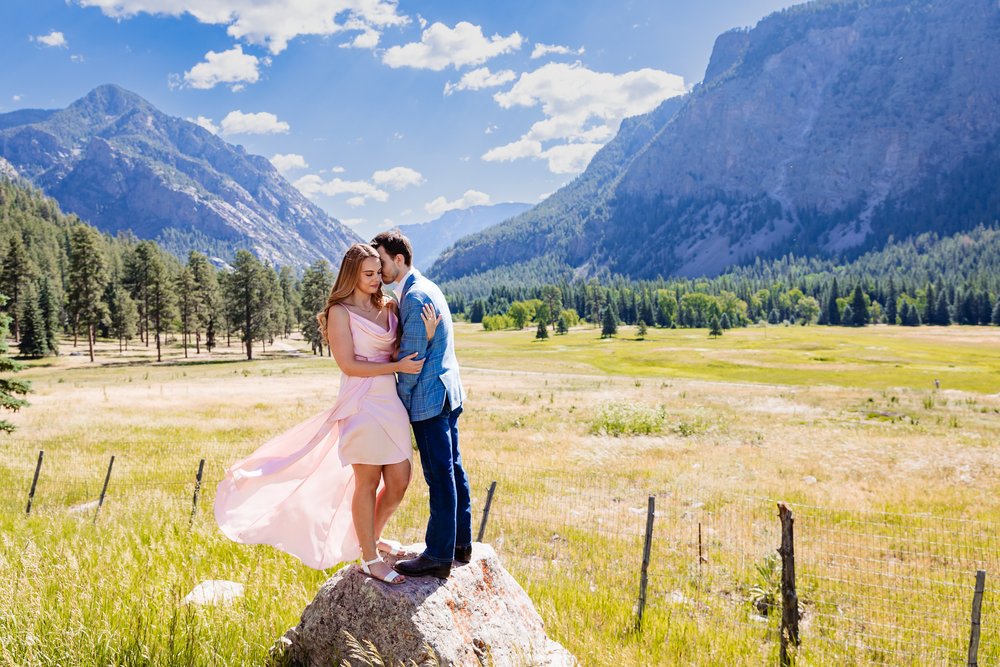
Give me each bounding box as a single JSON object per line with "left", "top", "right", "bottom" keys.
{"left": 434, "top": 0, "right": 1000, "bottom": 281}
{"left": 0, "top": 85, "right": 359, "bottom": 268}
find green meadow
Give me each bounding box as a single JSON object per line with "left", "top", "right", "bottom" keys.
{"left": 1, "top": 323, "right": 998, "bottom": 665}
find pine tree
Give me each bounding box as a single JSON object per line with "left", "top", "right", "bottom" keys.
{"left": 37, "top": 277, "right": 60, "bottom": 355}
{"left": 719, "top": 313, "right": 731, "bottom": 329}
{"left": 992, "top": 299, "right": 1000, "bottom": 326}
{"left": 923, "top": 283, "right": 936, "bottom": 325}
{"left": 299, "top": 259, "right": 334, "bottom": 355}
{"left": 600, "top": 306, "right": 617, "bottom": 338}
{"left": 188, "top": 251, "right": 220, "bottom": 353}
{"left": 67, "top": 224, "right": 109, "bottom": 362}
{"left": 1, "top": 236, "right": 37, "bottom": 340}
{"left": 468, "top": 300, "right": 486, "bottom": 324}
{"left": 541, "top": 285, "right": 562, "bottom": 323}
{"left": 826, "top": 278, "right": 841, "bottom": 325}
{"left": 709, "top": 315, "right": 723, "bottom": 338}
{"left": 535, "top": 320, "right": 548, "bottom": 339}
{"left": 17, "top": 283, "right": 48, "bottom": 358}
{"left": 106, "top": 283, "right": 138, "bottom": 352}
{"left": 555, "top": 313, "right": 569, "bottom": 335}
{"left": 0, "top": 295, "right": 30, "bottom": 433}
{"left": 842, "top": 304, "right": 854, "bottom": 325}
{"left": 933, "top": 290, "right": 951, "bottom": 326}
{"left": 260, "top": 265, "right": 283, "bottom": 353}
{"left": 278, "top": 266, "right": 300, "bottom": 338}
{"left": 124, "top": 242, "right": 155, "bottom": 346}
{"left": 850, "top": 286, "right": 869, "bottom": 327}
{"left": 885, "top": 279, "right": 898, "bottom": 325}
{"left": 224, "top": 250, "right": 269, "bottom": 360}
{"left": 637, "top": 319, "right": 648, "bottom": 339}
{"left": 145, "top": 248, "right": 175, "bottom": 362}
{"left": 175, "top": 267, "right": 197, "bottom": 358}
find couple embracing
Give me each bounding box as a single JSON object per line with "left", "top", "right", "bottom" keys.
{"left": 215, "top": 231, "right": 472, "bottom": 583}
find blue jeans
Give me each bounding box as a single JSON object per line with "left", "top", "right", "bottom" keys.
{"left": 410, "top": 401, "right": 472, "bottom": 563}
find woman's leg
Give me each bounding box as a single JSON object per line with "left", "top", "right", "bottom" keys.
{"left": 374, "top": 459, "right": 412, "bottom": 540}
{"left": 351, "top": 464, "right": 400, "bottom": 581}
{"left": 351, "top": 463, "right": 382, "bottom": 560}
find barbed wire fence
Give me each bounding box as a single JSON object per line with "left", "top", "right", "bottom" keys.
{"left": 1, "top": 440, "right": 996, "bottom": 665}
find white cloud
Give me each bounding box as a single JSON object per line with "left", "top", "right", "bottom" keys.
{"left": 444, "top": 66, "right": 516, "bottom": 96}
{"left": 331, "top": 165, "right": 346, "bottom": 173}
{"left": 12, "top": 95, "right": 23, "bottom": 102}
{"left": 33, "top": 31, "right": 68, "bottom": 48}
{"left": 383, "top": 21, "right": 522, "bottom": 71}
{"left": 530, "top": 43, "right": 584, "bottom": 59}
{"left": 372, "top": 166, "right": 424, "bottom": 190}
{"left": 483, "top": 62, "right": 685, "bottom": 174}
{"left": 482, "top": 138, "right": 542, "bottom": 162}
{"left": 293, "top": 174, "right": 388, "bottom": 205}
{"left": 340, "top": 217, "right": 366, "bottom": 227}
{"left": 187, "top": 115, "right": 220, "bottom": 134}
{"left": 70, "top": 54, "right": 85, "bottom": 63}
{"left": 342, "top": 27, "right": 380, "bottom": 49}
{"left": 485, "top": 123, "right": 498, "bottom": 134}
{"left": 539, "top": 142, "right": 604, "bottom": 174}
{"left": 424, "top": 189, "right": 490, "bottom": 216}
{"left": 220, "top": 110, "right": 290, "bottom": 135}
{"left": 76, "top": 0, "right": 407, "bottom": 54}
{"left": 183, "top": 45, "right": 262, "bottom": 90}
{"left": 270, "top": 153, "right": 308, "bottom": 174}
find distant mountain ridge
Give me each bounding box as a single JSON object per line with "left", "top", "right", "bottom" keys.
{"left": 396, "top": 202, "right": 531, "bottom": 267}
{"left": 433, "top": 0, "right": 1000, "bottom": 282}
{"left": 0, "top": 84, "right": 360, "bottom": 268}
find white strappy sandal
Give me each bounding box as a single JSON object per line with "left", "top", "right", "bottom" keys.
{"left": 360, "top": 556, "right": 405, "bottom": 585}
{"left": 377, "top": 538, "right": 407, "bottom": 557}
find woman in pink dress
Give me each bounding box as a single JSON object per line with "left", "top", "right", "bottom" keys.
{"left": 215, "top": 243, "right": 438, "bottom": 584}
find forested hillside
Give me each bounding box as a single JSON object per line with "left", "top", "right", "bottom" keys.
{"left": 444, "top": 226, "right": 1000, "bottom": 332}
{"left": 0, "top": 176, "right": 337, "bottom": 361}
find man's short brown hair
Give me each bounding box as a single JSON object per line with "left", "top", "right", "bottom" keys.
{"left": 371, "top": 230, "right": 413, "bottom": 266}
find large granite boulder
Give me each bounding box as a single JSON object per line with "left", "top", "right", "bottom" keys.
{"left": 272, "top": 543, "right": 575, "bottom": 666}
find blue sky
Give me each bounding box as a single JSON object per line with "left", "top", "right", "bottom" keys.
{"left": 1, "top": 0, "right": 798, "bottom": 238}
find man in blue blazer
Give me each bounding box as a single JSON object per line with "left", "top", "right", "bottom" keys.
{"left": 372, "top": 231, "right": 471, "bottom": 579}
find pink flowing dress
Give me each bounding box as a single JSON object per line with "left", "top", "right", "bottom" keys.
{"left": 214, "top": 308, "right": 411, "bottom": 569}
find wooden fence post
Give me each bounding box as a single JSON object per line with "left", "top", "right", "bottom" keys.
{"left": 967, "top": 570, "right": 986, "bottom": 667}
{"left": 25, "top": 450, "right": 44, "bottom": 515}
{"left": 476, "top": 481, "right": 497, "bottom": 543}
{"left": 636, "top": 495, "right": 656, "bottom": 629}
{"left": 778, "top": 503, "right": 800, "bottom": 666}
{"left": 189, "top": 458, "right": 206, "bottom": 527}
{"left": 94, "top": 455, "right": 115, "bottom": 524}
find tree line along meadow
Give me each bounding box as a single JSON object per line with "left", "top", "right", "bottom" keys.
{"left": 1, "top": 175, "right": 999, "bottom": 376}
{"left": 444, "top": 225, "right": 1000, "bottom": 337}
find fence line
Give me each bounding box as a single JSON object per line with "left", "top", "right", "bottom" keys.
{"left": 2, "top": 445, "right": 996, "bottom": 665}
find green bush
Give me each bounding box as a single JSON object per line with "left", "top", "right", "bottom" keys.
{"left": 589, "top": 401, "right": 666, "bottom": 436}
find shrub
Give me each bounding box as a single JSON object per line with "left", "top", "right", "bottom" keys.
{"left": 589, "top": 401, "right": 666, "bottom": 436}
{"left": 482, "top": 314, "right": 514, "bottom": 331}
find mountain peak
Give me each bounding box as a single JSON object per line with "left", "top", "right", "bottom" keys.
{"left": 0, "top": 84, "right": 361, "bottom": 268}
{"left": 71, "top": 84, "right": 152, "bottom": 116}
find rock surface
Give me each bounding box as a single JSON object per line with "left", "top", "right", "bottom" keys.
{"left": 273, "top": 543, "right": 575, "bottom": 667}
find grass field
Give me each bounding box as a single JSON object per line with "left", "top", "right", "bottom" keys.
{"left": 1, "top": 322, "right": 998, "bottom": 665}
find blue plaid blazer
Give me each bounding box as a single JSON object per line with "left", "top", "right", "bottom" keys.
{"left": 395, "top": 269, "right": 465, "bottom": 422}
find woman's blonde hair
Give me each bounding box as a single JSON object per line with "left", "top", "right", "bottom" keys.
{"left": 316, "top": 243, "right": 387, "bottom": 338}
